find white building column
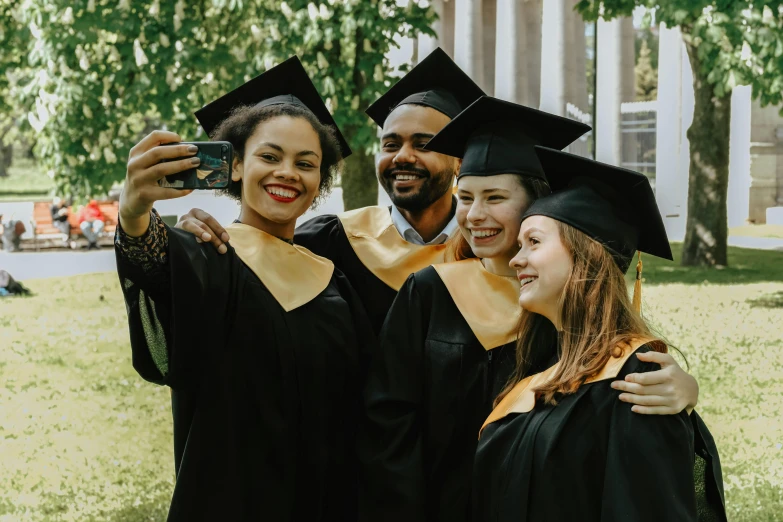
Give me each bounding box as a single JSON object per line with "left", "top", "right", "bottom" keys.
{"left": 595, "top": 16, "right": 635, "bottom": 165}
{"left": 418, "top": 0, "right": 444, "bottom": 60}
{"left": 654, "top": 23, "right": 686, "bottom": 239}
{"left": 525, "top": 0, "right": 542, "bottom": 108}
{"left": 494, "top": 0, "right": 528, "bottom": 104}
{"left": 539, "top": 0, "right": 569, "bottom": 116}
{"left": 454, "top": 0, "right": 485, "bottom": 89}
{"left": 539, "top": 0, "right": 587, "bottom": 116}
{"left": 728, "top": 86, "right": 752, "bottom": 227}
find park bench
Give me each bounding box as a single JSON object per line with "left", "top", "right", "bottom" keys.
{"left": 30, "top": 200, "right": 119, "bottom": 250}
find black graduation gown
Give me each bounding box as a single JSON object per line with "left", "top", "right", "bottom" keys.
{"left": 295, "top": 207, "right": 449, "bottom": 335}
{"left": 116, "top": 225, "right": 374, "bottom": 522}
{"left": 296, "top": 212, "right": 396, "bottom": 333}
{"left": 357, "top": 264, "right": 551, "bottom": 522}
{"left": 472, "top": 344, "right": 727, "bottom": 522}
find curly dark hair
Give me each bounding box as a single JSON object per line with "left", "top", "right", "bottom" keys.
{"left": 210, "top": 103, "right": 343, "bottom": 207}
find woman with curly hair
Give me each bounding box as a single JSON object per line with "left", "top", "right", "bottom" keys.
{"left": 115, "top": 57, "right": 373, "bottom": 521}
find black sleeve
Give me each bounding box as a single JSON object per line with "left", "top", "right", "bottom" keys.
{"left": 357, "top": 274, "right": 428, "bottom": 522}
{"left": 115, "top": 214, "right": 231, "bottom": 389}
{"left": 691, "top": 412, "right": 728, "bottom": 522}
{"left": 294, "top": 214, "right": 343, "bottom": 260}
{"left": 600, "top": 346, "right": 698, "bottom": 521}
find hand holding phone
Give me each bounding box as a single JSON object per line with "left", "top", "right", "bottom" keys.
{"left": 159, "top": 141, "right": 233, "bottom": 190}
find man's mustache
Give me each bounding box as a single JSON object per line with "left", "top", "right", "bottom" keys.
{"left": 382, "top": 165, "right": 430, "bottom": 179}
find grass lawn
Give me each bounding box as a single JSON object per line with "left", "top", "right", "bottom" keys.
{"left": 1, "top": 243, "right": 781, "bottom": 521}
{"left": 0, "top": 158, "right": 54, "bottom": 202}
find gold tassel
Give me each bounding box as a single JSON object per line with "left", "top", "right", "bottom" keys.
{"left": 632, "top": 251, "right": 643, "bottom": 313}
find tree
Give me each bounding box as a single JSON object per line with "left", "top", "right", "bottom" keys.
{"left": 635, "top": 39, "right": 657, "bottom": 101}
{"left": 577, "top": 1, "right": 783, "bottom": 267}
{"left": 1, "top": 0, "right": 433, "bottom": 205}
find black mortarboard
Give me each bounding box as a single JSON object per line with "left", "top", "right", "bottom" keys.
{"left": 365, "top": 48, "right": 485, "bottom": 127}
{"left": 424, "top": 96, "right": 591, "bottom": 180}
{"left": 521, "top": 147, "right": 672, "bottom": 272}
{"left": 195, "top": 56, "right": 351, "bottom": 158}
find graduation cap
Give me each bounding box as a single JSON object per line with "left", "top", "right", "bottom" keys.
{"left": 521, "top": 146, "right": 672, "bottom": 282}
{"left": 195, "top": 56, "right": 351, "bottom": 158}
{"left": 365, "top": 48, "right": 485, "bottom": 128}
{"left": 423, "top": 96, "right": 591, "bottom": 180}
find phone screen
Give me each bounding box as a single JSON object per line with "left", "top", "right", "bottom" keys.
{"left": 159, "top": 142, "right": 233, "bottom": 190}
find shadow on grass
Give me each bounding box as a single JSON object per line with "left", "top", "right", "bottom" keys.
{"left": 626, "top": 243, "right": 783, "bottom": 286}
{"left": 748, "top": 291, "right": 783, "bottom": 309}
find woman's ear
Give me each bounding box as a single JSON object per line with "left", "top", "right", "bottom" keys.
{"left": 232, "top": 157, "right": 243, "bottom": 182}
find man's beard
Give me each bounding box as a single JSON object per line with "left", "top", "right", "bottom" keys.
{"left": 379, "top": 164, "right": 455, "bottom": 212}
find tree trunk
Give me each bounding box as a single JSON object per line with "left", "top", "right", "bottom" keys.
{"left": 341, "top": 150, "right": 378, "bottom": 211}
{"left": 681, "top": 39, "right": 731, "bottom": 267}
{"left": 0, "top": 143, "right": 12, "bottom": 178}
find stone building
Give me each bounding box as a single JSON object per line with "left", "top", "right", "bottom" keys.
{"left": 391, "top": 0, "right": 783, "bottom": 232}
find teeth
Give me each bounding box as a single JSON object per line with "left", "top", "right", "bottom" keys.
{"left": 395, "top": 174, "right": 420, "bottom": 181}
{"left": 471, "top": 229, "right": 500, "bottom": 238}
{"left": 519, "top": 277, "right": 537, "bottom": 287}
{"left": 266, "top": 186, "right": 298, "bottom": 199}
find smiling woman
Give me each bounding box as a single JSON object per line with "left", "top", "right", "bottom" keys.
{"left": 211, "top": 107, "right": 341, "bottom": 239}
{"left": 113, "top": 56, "right": 374, "bottom": 522}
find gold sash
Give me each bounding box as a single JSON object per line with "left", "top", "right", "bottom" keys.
{"left": 225, "top": 223, "right": 334, "bottom": 312}
{"left": 338, "top": 206, "right": 448, "bottom": 290}
{"left": 479, "top": 338, "right": 654, "bottom": 438}
{"left": 433, "top": 259, "right": 521, "bottom": 350}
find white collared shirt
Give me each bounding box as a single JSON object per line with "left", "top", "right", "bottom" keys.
{"left": 390, "top": 204, "right": 459, "bottom": 245}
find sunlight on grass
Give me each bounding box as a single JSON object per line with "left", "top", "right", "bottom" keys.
{"left": 0, "top": 273, "right": 173, "bottom": 521}
{"left": 1, "top": 243, "right": 782, "bottom": 520}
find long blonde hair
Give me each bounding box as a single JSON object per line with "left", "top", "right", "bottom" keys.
{"left": 496, "top": 221, "right": 666, "bottom": 406}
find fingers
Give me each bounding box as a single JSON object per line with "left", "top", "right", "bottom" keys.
{"left": 628, "top": 405, "right": 678, "bottom": 415}
{"left": 129, "top": 130, "right": 182, "bottom": 158}
{"left": 178, "top": 214, "right": 228, "bottom": 254}
{"left": 150, "top": 187, "right": 194, "bottom": 201}
{"left": 618, "top": 393, "right": 668, "bottom": 407}
{"left": 622, "top": 368, "right": 669, "bottom": 386}
{"left": 133, "top": 144, "right": 200, "bottom": 177}
{"left": 635, "top": 351, "right": 675, "bottom": 366}
{"left": 192, "top": 209, "right": 230, "bottom": 244}
{"left": 611, "top": 381, "right": 671, "bottom": 396}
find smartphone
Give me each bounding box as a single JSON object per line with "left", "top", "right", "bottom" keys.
{"left": 159, "top": 141, "right": 233, "bottom": 190}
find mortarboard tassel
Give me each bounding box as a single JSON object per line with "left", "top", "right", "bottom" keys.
{"left": 632, "top": 251, "right": 643, "bottom": 313}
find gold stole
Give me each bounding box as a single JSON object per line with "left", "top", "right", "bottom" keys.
{"left": 479, "top": 338, "right": 654, "bottom": 438}
{"left": 433, "top": 258, "right": 521, "bottom": 350}
{"left": 338, "top": 206, "right": 449, "bottom": 290}
{"left": 225, "top": 223, "right": 334, "bottom": 312}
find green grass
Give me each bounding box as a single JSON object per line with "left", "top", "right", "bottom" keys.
{"left": 626, "top": 242, "right": 783, "bottom": 286}
{"left": 0, "top": 274, "right": 173, "bottom": 521}
{"left": 1, "top": 244, "right": 782, "bottom": 520}
{"left": 0, "top": 157, "right": 54, "bottom": 202}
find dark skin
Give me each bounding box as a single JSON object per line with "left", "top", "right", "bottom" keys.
{"left": 175, "top": 103, "right": 460, "bottom": 250}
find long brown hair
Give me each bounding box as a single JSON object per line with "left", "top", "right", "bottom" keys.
{"left": 446, "top": 176, "right": 551, "bottom": 262}
{"left": 496, "top": 221, "right": 666, "bottom": 406}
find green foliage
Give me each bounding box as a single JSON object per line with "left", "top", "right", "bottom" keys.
{"left": 0, "top": 0, "right": 434, "bottom": 198}
{"left": 635, "top": 39, "right": 658, "bottom": 101}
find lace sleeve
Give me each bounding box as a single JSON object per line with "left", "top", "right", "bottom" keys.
{"left": 114, "top": 209, "right": 169, "bottom": 275}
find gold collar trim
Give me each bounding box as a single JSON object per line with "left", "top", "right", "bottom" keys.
{"left": 225, "top": 223, "right": 334, "bottom": 312}
{"left": 433, "top": 259, "right": 521, "bottom": 350}
{"left": 479, "top": 338, "right": 654, "bottom": 438}
{"left": 338, "top": 206, "right": 448, "bottom": 290}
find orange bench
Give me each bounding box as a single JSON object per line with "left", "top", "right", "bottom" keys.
{"left": 31, "top": 200, "right": 119, "bottom": 250}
